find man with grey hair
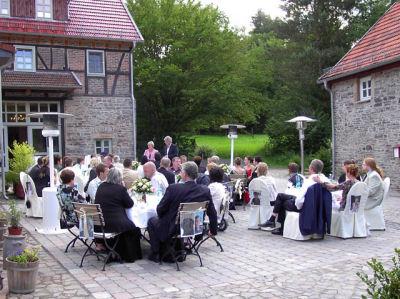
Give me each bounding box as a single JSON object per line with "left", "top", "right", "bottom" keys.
{"left": 260, "top": 159, "right": 329, "bottom": 235}
{"left": 161, "top": 135, "right": 179, "bottom": 160}
{"left": 158, "top": 157, "right": 175, "bottom": 185}
{"left": 113, "top": 155, "right": 124, "bottom": 173}
{"left": 143, "top": 162, "right": 168, "bottom": 195}
{"left": 147, "top": 161, "right": 218, "bottom": 263}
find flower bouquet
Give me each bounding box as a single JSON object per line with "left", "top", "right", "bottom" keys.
{"left": 130, "top": 178, "right": 153, "bottom": 203}
{"left": 131, "top": 161, "right": 140, "bottom": 170}
{"left": 219, "top": 164, "right": 230, "bottom": 175}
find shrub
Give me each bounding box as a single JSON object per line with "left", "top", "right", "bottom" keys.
{"left": 195, "top": 145, "right": 214, "bottom": 159}
{"left": 6, "top": 141, "right": 35, "bottom": 184}
{"left": 174, "top": 135, "right": 197, "bottom": 157}
{"left": 313, "top": 141, "right": 332, "bottom": 176}
{"left": 8, "top": 199, "right": 22, "bottom": 228}
{"left": 357, "top": 248, "right": 400, "bottom": 299}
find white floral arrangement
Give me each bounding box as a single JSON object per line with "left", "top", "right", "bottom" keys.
{"left": 131, "top": 161, "right": 140, "bottom": 170}
{"left": 219, "top": 164, "right": 230, "bottom": 175}
{"left": 131, "top": 178, "right": 152, "bottom": 194}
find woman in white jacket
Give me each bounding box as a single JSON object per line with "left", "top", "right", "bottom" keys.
{"left": 208, "top": 166, "right": 226, "bottom": 221}
{"left": 362, "top": 157, "right": 384, "bottom": 210}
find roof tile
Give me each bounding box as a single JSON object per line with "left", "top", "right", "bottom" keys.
{"left": 320, "top": 2, "right": 400, "bottom": 81}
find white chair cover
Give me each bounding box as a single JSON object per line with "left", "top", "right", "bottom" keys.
{"left": 247, "top": 177, "right": 275, "bottom": 229}
{"left": 20, "top": 172, "right": 43, "bottom": 218}
{"left": 365, "top": 177, "right": 389, "bottom": 231}
{"left": 330, "top": 182, "right": 369, "bottom": 239}
{"left": 283, "top": 211, "right": 323, "bottom": 240}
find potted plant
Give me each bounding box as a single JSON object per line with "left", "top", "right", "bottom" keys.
{"left": 0, "top": 211, "right": 8, "bottom": 227}
{"left": 6, "top": 247, "right": 39, "bottom": 294}
{"left": 7, "top": 200, "right": 22, "bottom": 236}
{"left": 5, "top": 141, "right": 35, "bottom": 199}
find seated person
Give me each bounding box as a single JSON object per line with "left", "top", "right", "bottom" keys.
{"left": 95, "top": 168, "right": 142, "bottom": 262}
{"left": 196, "top": 162, "right": 215, "bottom": 186}
{"left": 171, "top": 157, "right": 182, "bottom": 175}
{"left": 158, "top": 157, "right": 175, "bottom": 185}
{"left": 147, "top": 162, "right": 218, "bottom": 262}
{"left": 287, "top": 162, "right": 304, "bottom": 189}
{"left": 122, "top": 158, "right": 139, "bottom": 189}
{"left": 143, "top": 162, "right": 169, "bottom": 195}
{"left": 30, "top": 156, "right": 50, "bottom": 197}
{"left": 260, "top": 159, "right": 329, "bottom": 235}
{"left": 231, "top": 157, "right": 245, "bottom": 175}
{"left": 87, "top": 163, "right": 109, "bottom": 203}
{"left": 84, "top": 157, "right": 101, "bottom": 192}
{"left": 193, "top": 156, "right": 206, "bottom": 174}
{"left": 362, "top": 158, "right": 384, "bottom": 210}
{"left": 208, "top": 166, "right": 226, "bottom": 221}
{"left": 57, "top": 169, "right": 86, "bottom": 224}
{"left": 338, "top": 159, "right": 357, "bottom": 184}
{"left": 315, "top": 163, "right": 359, "bottom": 211}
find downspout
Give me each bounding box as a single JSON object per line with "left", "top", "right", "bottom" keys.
{"left": 130, "top": 44, "right": 137, "bottom": 160}
{"left": 323, "top": 80, "right": 336, "bottom": 178}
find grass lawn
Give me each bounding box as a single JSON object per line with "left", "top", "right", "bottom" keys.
{"left": 195, "top": 134, "right": 301, "bottom": 168}
{"left": 195, "top": 134, "right": 268, "bottom": 159}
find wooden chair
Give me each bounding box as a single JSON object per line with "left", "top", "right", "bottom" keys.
{"left": 160, "top": 201, "right": 208, "bottom": 271}
{"left": 73, "top": 203, "right": 121, "bottom": 271}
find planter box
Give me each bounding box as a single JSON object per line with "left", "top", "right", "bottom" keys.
{"left": 6, "top": 259, "right": 39, "bottom": 294}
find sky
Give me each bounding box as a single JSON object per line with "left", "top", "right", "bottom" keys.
{"left": 199, "top": 0, "right": 285, "bottom": 32}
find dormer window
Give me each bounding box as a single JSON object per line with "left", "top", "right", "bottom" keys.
{"left": 14, "top": 46, "right": 36, "bottom": 72}
{"left": 0, "top": 0, "right": 9, "bottom": 16}
{"left": 36, "top": 0, "right": 52, "bottom": 19}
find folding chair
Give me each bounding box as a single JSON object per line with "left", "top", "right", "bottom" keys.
{"left": 160, "top": 201, "right": 208, "bottom": 271}
{"left": 73, "top": 203, "right": 121, "bottom": 271}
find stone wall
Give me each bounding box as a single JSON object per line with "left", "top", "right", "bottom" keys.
{"left": 332, "top": 67, "right": 400, "bottom": 190}
{"left": 63, "top": 96, "right": 135, "bottom": 159}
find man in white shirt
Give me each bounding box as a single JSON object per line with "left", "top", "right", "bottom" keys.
{"left": 143, "top": 162, "right": 169, "bottom": 195}
{"left": 87, "top": 163, "right": 109, "bottom": 203}
{"left": 259, "top": 159, "right": 329, "bottom": 235}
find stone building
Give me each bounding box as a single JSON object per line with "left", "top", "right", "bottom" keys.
{"left": 319, "top": 2, "right": 400, "bottom": 189}
{"left": 0, "top": 0, "right": 143, "bottom": 168}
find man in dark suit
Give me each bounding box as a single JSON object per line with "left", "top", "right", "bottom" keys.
{"left": 147, "top": 162, "right": 218, "bottom": 262}
{"left": 161, "top": 136, "right": 179, "bottom": 160}
{"left": 158, "top": 157, "right": 176, "bottom": 185}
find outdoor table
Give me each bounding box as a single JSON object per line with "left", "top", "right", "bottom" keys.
{"left": 126, "top": 194, "right": 160, "bottom": 229}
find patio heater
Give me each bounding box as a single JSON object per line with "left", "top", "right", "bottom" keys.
{"left": 0, "top": 44, "right": 15, "bottom": 200}
{"left": 286, "top": 116, "right": 316, "bottom": 175}
{"left": 220, "top": 124, "right": 246, "bottom": 167}
{"left": 27, "top": 112, "right": 73, "bottom": 234}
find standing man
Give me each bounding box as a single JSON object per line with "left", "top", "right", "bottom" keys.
{"left": 161, "top": 136, "right": 179, "bottom": 160}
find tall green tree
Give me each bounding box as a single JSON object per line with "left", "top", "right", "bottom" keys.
{"left": 127, "top": 0, "right": 268, "bottom": 152}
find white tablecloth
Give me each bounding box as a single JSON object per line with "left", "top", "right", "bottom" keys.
{"left": 126, "top": 194, "right": 160, "bottom": 229}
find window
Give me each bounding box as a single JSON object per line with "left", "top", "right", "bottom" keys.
{"left": 359, "top": 76, "right": 372, "bottom": 101}
{"left": 14, "top": 46, "right": 35, "bottom": 72}
{"left": 0, "top": 0, "right": 9, "bottom": 16}
{"left": 95, "top": 140, "right": 112, "bottom": 155}
{"left": 36, "top": 0, "right": 52, "bottom": 19}
{"left": 87, "top": 50, "right": 105, "bottom": 76}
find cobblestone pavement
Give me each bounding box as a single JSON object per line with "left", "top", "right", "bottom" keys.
{"left": 2, "top": 171, "right": 400, "bottom": 298}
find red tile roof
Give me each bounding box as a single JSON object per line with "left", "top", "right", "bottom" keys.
{"left": 2, "top": 70, "right": 82, "bottom": 90}
{"left": 0, "top": 0, "right": 143, "bottom": 43}
{"left": 319, "top": 2, "right": 400, "bottom": 82}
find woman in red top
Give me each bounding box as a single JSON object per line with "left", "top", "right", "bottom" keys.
{"left": 243, "top": 156, "right": 255, "bottom": 204}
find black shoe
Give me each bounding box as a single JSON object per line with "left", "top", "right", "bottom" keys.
{"left": 259, "top": 220, "right": 276, "bottom": 228}
{"left": 148, "top": 253, "right": 160, "bottom": 263}
{"left": 271, "top": 228, "right": 283, "bottom": 235}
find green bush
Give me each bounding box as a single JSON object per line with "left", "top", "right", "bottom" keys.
{"left": 175, "top": 135, "right": 197, "bottom": 157}
{"left": 194, "top": 145, "right": 214, "bottom": 159}
{"left": 6, "top": 141, "right": 35, "bottom": 184}
{"left": 313, "top": 141, "right": 332, "bottom": 176}
{"left": 357, "top": 248, "right": 400, "bottom": 299}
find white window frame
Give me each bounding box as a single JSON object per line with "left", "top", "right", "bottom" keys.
{"left": 36, "top": 0, "right": 53, "bottom": 20}
{"left": 95, "top": 139, "right": 112, "bottom": 155}
{"left": 14, "top": 45, "right": 36, "bottom": 72}
{"left": 0, "top": 0, "right": 10, "bottom": 16}
{"left": 86, "top": 50, "right": 105, "bottom": 77}
{"left": 359, "top": 76, "right": 372, "bottom": 102}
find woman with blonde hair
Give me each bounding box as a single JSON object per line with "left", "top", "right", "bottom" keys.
{"left": 143, "top": 141, "right": 159, "bottom": 162}
{"left": 362, "top": 157, "right": 384, "bottom": 210}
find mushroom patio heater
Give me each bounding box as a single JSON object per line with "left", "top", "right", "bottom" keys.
{"left": 27, "top": 112, "right": 73, "bottom": 234}
{"left": 0, "top": 44, "right": 15, "bottom": 200}
{"left": 220, "top": 124, "right": 246, "bottom": 167}
{"left": 286, "top": 116, "right": 316, "bottom": 175}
